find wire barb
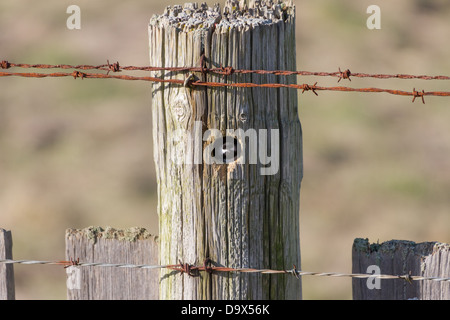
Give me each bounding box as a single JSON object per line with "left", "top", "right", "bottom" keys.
{"left": 302, "top": 82, "right": 318, "bottom": 96}
{"left": 2, "top": 59, "right": 449, "bottom": 80}
{"left": 179, "top": 260, "right": 194, "bottom": 277}
{"left": 107, "top": 60, "right": 121, "bottom": 75}
{"left": 338, "top": 68, "right": 351, "bottom": 82}
{"left": 289, "top": 264, "right": 301, "bottom": 279}
{"left": 1, "top": 60, "right": 11, "bottom": 69}
{"left": 1, "top": 258, "right": 450, "bottom": 283}
{"left": 412, "top": 88, "right": 426, "bottom": 104}
{"left": 0, "top": 60, "right": 449, "bottom": 103}
{"left": 72, "top": 70, "right": 86, "bottom": 80}
{"left": 59, "top": 257, "right": 80, "bottom": 269}
{"left": 169, "top": 260, "right": 199, "bottom": 277}
{"left": 401, "top": 271, "right": 414, "bottom": 284}
{"left": 203, "top": 258, "right": 213, "bottom": 274}
{"left": 218, "top": 65, "right": 234, "bottom": 76}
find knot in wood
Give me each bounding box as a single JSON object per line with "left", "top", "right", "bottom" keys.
{"left": 239, "top": 112, "right": 248, "bottom": 123}
{"left": 172, "top": 97, "right": 189, "bottom": 122}
{"left": 280, "top": 181, "right": 292, "bottom": 196}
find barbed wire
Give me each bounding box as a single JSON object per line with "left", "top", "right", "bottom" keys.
{"left": 2, "top": 61, "right": 448, "bottom": 289}
{"left": 1, "top": 258, "right": 449, "bottom": 283}
{"left": 2, "top": 59, "right": 450, "bottom": 104}
{"left": 2, "top": 60, "right": 450, "bottom": 81}
{"left": 1, "top": 70, "right": 449, "bottom": 104}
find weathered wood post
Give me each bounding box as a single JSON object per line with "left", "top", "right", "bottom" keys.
{"left": 149, "top": 0, "right": 302, "bottom": 299}
{"left": 352, "top": 238, "right": 450, "bottom": 300}
{"left": 0, "top": 228, "right": 15, "bottom": 300}
{"left": 65, "top": 227, "right": 159, "bottom": 300}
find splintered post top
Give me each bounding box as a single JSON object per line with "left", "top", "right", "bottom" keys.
{"left": 149, "top": 0, "right": 295, "bottom": 31}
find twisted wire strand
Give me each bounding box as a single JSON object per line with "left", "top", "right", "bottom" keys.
{"left": 2, "top": 60, "right": 449, "bottom": 80}
{"left": 0, "top": 71, "right": 448, "bottom": 103}
{"left": 1, "top": 259, "right": 449, "bottom": 282}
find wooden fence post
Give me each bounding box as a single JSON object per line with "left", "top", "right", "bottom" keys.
{"left": 65, "top": 226, "right": 159, "bottom": 300}
{"left": 0, "top": 228, "right": 15, "bottom": 300}
{"left": 352, "top": 238, "right": 450, "bottom": 300}
{"left": 149, "top": 0, "right": 302, "bottom": 300}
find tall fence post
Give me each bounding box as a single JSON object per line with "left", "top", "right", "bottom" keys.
{"left": 65, "top": 226, "right": 159, "bottom": 300}
{"left": 0, "top": 228, "right": 15, "bottom": 300}
{"left": 352, "top": 238, "right": 450, "bottom": 300}
{"left": 149, "top": 0, "right": 303, "bottom": 300}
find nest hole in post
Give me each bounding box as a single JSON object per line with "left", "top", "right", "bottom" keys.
{"left": 210, "top": 136, "right": 241, "bottom": 164}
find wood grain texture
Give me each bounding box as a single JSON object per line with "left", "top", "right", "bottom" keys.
{"left": 149, "top": 0, "right": 302, "bottom": 300}
{"left": 0, "top": 228, "right": 15, "bottom": 300}
{"left": 65, "top": 226, "right": 159, "bottom": 300}
{"left": 352, "top": 238, "right": 450, "bottom": 300}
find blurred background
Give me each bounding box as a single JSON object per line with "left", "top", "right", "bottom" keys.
{"left": 0, "top": 0, "right": 449, "bottom": 299}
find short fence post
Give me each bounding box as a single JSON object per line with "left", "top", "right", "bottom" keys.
{"left": 65, "top": 226, "right": 159, "bottom": 300}
{"left": 149, "top": 0, "right": 303, "bottom": 300}
{"left": 352, "top": 238, "right": 450, "bottom": 300}
{"left": 0, "top": 228, "right": 15, "bottom": 300}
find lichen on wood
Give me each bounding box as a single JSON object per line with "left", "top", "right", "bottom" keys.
{"left": 149, "top": 0, "right": 302, "bottom": 300}
{"left": 65, "top": 226, "right": 159, "bottom": 299}
{"left": 66, "top": 226, "right": 157, "bottom": 244}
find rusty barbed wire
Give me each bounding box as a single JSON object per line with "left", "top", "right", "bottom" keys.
{"left": 2, "top": 59, "right": 450, "bottom": 81}
{"left": 1, "top": 59, "right": 450, "bottom": 104}
{"left": 1, "top": 258, "right": 449, "bottom": 283}
{"left": 1, "top": 70, "right": 449, "bottom": 104}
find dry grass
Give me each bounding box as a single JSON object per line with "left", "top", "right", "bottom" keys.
{"left": 0, "top": 0, "right": 449, "bottom": 299}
